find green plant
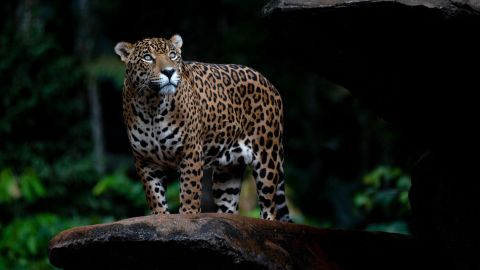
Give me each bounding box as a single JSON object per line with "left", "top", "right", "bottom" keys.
{"left": 0, "top": 6, "right": 97, "bottom": 268}
{"left": 353, "top": 166, "right": 411, "bottom": 234}
{"left": 0, "top": 213, "right": 109, "bottom": 270}
{"left": 93, "top": 169, "right": 181, "bottom": 214}
{"left": 93, "top": 169, "right": 145, "bottom": 209}
{"left": 0, "top": 168, "right": 46, "bottom": 204}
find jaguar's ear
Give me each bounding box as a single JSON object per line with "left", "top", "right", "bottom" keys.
{"left": 114, "top": 42, "right": 133, "bottom": 62}
{"left": 170, "top": 34, "right": 183, "bottom": 50}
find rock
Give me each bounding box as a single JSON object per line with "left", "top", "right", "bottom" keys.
{"left": 262, "top": 1, "right": 480, "bottom": 269}
{"left": 263, "top": 0, "right": 480, "bottom": 15}
{"left": 49, "top": 213, "right": 419, "bottom": 269}
{"left": 410, "top": 151, "right": 480, "bottom": 270}
{"left": 262, "top": 0, "right": 480, "bottom": 149}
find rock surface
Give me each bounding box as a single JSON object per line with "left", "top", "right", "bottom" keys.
{"left": 263, "top": 0, "right": 480, "bottom": 15}
{"left": 49, "top": 214, "right": 418, "bottom": 269}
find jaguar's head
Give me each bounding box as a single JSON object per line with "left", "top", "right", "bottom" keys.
{"left": 115, "top": 35, "right": 183, "bottom": 95}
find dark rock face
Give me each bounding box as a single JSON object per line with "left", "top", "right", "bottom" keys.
{"left": 49, "top": 214, "right": 419, "bottom": 269}
{"left": 410, "top": 152, "right": 480, "bottom": 270}
{"left": 263, "top": 0, "right": 480, "bottom": 15}
{"left": 263, "top": 0, "right": 480, "bottom": 149}
{"left": 263, "top": 1, "right": 480, "bottom": 269}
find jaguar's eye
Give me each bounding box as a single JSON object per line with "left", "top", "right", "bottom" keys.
{"left": 169, "top": 51, "right": 177, "bottom": 60}
{"left": 142, "top": 54, "right": 154, "bottom": 62}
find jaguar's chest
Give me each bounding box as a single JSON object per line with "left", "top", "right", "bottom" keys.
{"left": 127, "top": 112, "right": 185, "bottom": 167}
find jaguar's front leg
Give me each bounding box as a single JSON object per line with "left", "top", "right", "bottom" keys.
{"left": 135, "top": 160, "right": 169, "bottom": 214}
{"left": 178, "top": 147, "right": 203, "bottom": 214}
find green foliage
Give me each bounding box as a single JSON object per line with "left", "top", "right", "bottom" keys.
{"left": 87, "top": 56, "right": 125, "bottom": 89}
{"left": 0, "top": 168, "right": 45, "bottom": 204}
{"left": 166, "top": 180, "right": 181, "bottom": 212}
{"left": 0, "top": 4, "right": 99, "bottom": 269}
{"left": 93, "top": 169, "right": 145, "bottom": 208}
{"left": 0, "top": 213, "right": 109, "bottom": 270}
{"left": 353, "top": 166, "right": 411, "bottom": 234}
{"left": 19, "top": 170, "right": 46, "bottom": 203}
{"left": 0, "top": 169, "right": 20, "bottom": 203}
{"left": 293, "top": 215, "right": 334, "bottom": 228}
{"left": 242, "top": 207, "right": 261, "bottom": 219}
{"left": 0, "top": 36, "right": 84, "bottom": 141}
{"left": 93, "top": 169, "right": 181, "bottom": 213}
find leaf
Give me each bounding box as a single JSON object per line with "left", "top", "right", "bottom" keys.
{"left": 396, "top": 175, "right": 411, "bottom": 190}
{"left": 19, "top": 169, "right": 46, "bottom": 202}
{"left": 86, "top": 56, "right": 125, "bottom": 89}
{"left": 243, "top": 207, "right": 261, "bottom": 218}
{"left": 0, "top": 168, "right": 20, "bottom": 203}
{"left": 355, "top": 166, "right": 411, "bottom": 233}
{"left": 26, "top": 236, "right": 37, "bottom": 254}
{"left": 354, "top": 193, "right": 372, "bottom": 210}
{"left": 29, "top": 176, "right": 47, "bottom": 198}
{"left": 166, "top": 180, "right": 180, "bottom": 211}
{"left": 366, "top": 221, "right": 409, "bottom": 234}
{"left": 399, "top": 191, "right": 410, "bottom": 205}
{"left": 92, "top": 175, "right": 115, "bottom": 195}
{"left": 0, "top": 213, "right": 113, "bottom": 269}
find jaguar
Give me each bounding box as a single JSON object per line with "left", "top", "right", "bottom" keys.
{"left": 115, "top": 34, "right": 291, "bottom": 221}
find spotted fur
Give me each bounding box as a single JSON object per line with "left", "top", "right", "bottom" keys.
{"left": 115, "top": 35, "right": 291, "bottom": 221}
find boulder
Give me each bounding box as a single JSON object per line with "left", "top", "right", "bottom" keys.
{"left": 49, "top": 213, "right": 419, "bottom": 269}
{"left": 262, "top": 1, "right": 480, "bottom": 269}
{"left": 263, "top": 0, "right": 480, "bottom": 15}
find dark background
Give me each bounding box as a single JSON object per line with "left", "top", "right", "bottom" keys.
{"left": 0, "top": 0, "right": 416, "bottom": 268}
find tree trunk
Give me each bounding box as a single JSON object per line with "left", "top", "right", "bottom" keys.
{"left": 74, "top": 0, "right": 105, "bottom": 173}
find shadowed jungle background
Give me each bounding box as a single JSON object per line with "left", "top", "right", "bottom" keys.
{"left": 0, "top": 0, "right": 419, "bottom": 268}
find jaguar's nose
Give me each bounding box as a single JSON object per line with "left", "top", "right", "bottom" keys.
{"left": 161, "top": 68, "right": 175, "bottom": 79}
